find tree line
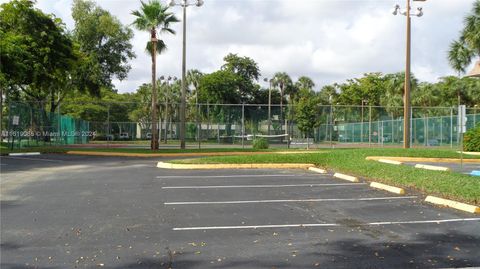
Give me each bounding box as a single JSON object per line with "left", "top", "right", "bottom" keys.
{"left": 1, "top": 0, "right": 479, "bottom": 140}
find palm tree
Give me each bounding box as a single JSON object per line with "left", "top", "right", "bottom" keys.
{"left": 187, "top": 69, "right": 203, "bottom": 142}
{"left": 295, "top": 76, "right": 315, "bottom": 91}
{"left": 132, "top": 0, "right": 179, "bottom": 150}
{"left": 187, "top": 69, "right": 203, "bottom": 105}
{"left": 448, "top": 1, "right": 480, "bottom": 75}
{"left": 272, "top": 72, "right": 292, "bottom": 131}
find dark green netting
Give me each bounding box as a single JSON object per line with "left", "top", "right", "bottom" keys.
{"left": 4, "top": 102, "right": 90, "bottom": 149}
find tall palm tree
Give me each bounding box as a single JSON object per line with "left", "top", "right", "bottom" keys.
{"left": 272, "top": 72, "right": 292, "bottom": 129}
{"left": 132, "top": 0, "right": 179, "bottom": 150}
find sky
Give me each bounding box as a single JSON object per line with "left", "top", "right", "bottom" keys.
{"left": 2, "top": 0, "right": 476, "bottom": 93}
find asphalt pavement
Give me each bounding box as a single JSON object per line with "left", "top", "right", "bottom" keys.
{"left": 1, "top": 154, "right": 479, "bottom": 269}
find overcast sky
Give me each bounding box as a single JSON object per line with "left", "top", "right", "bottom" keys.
{"left": 3, "top": 0, "right": 476, "bottom": 92}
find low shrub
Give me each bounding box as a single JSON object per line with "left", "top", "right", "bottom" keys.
{"left": 253, "top": 138, "right": 269, "bottom": 150}
{"left": 464, "top": 123, "right": 480, "bottom": 152}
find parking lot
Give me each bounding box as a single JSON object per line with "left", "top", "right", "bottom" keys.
{"left": 1, "top": 154, "right": 479, "bottom": 268}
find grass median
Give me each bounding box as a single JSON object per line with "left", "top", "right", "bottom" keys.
{"left": 173, "top": 148, "right": 480, "bottom": 206}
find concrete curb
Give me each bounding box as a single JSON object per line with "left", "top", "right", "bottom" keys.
{"left": 366, "top": 156, "right": 480, "bottom": 164}
{"left": 333, "top": 173, "right": 359, "bottom": 183}
{"left": 66, "top": 150, "right": 316, "bottom": 158}
{"left": 425, "top": 196, "right": 480, "bottom": 214}
{"left": 8, "top": 152, "right": 41, "bottom": 156}
{"left": 370, "top": 182, "right": 405, "bottom": 195}
{"left": 456, "top": 151, "right": 480, "bottom": 156}
{"left": 308, "top": 167, "right": 327, "bottom": 174}
{"left": 377, "top": 159, "right": 403, "bottom": 165}
{"left": 415, "top": 164, "right": 451, "bottom": 172}
{"left": 157, "top": 162, "right": 315, "bottom": 170}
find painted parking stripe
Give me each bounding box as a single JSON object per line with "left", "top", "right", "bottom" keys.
{"left": 2, "top": 156, "right": 64, "bottom": 163}
{"left": 173, "top": 217, "right": 480, "bottom": 231}
{"left": 156, "top": 174, "right": 313, "bottom": 179}
{"left": 162, "top": 183, "right": 366, "bottom": 189}
{"left": 165, "top": 196, "right": 417, "bottom": 205}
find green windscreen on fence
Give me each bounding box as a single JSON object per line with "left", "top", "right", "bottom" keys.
{"left": 3, "top": 102, "right": 90, "bottom": 149}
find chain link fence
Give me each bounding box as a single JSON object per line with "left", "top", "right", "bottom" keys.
{"left": 2, "top": 101, "right": 479, "bottom": 149}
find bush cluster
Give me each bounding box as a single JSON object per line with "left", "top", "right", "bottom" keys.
{"left": 464, "top": 123, "right": 480, "bottom": 152}
{"left": 253, "top": 138, "right": 269, "bottom": 150}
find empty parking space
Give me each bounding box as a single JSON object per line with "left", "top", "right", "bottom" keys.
{"left": 158, "top": 168, "right": 480, "bottom": 268}
{"left": 1, "top": 155, "right": 479, "bottom": 268}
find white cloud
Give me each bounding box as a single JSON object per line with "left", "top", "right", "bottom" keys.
{"left": 2, "top": 0, "right": 475, "bottom": 93}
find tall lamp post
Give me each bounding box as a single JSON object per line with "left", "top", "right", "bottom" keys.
{"left": 169, "top": 0, "right": 204, "bottom": 149}
{"left": 392, "top": 0, "right": 426, "bottom": 149}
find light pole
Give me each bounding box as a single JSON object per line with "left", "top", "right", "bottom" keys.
{"left": 392, "top": 0, "right": 426, "bottom": 149}
{"left": 361, "top": 99, "right": 368, "bottom": 143}
{"left": 169, "top": 0, "right": 204, "bottom": 149}
{"left": 263, "top": 78, "right": 273, "bottom": 135}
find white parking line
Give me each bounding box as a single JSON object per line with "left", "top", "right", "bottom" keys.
{"left": 165, "top": 196, "right": 417, "bottom": 205}
{"left": 156, "top": 174, "right": 311, "bottom": 179}
{"left": 2, "top": 156, "right": 64, "bottom": 163}
{"left": 162, "top": 183, "right": 366, "bottom": 189}
{"left": 173, "top": 217, "right": 480, "bottom": 231}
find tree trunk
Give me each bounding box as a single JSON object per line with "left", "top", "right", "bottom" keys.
{"left": 151, "top": 33, "right": 159, "bottom": 150}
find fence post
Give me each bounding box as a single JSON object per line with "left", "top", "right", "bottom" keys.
{"left": 107, "top": 104, "right": 110, "bottom": 148}
{"left": 410, "top": 107, "right": 413, "bottom": 146}
{"left": 57, "top": 101, "right": 61, "bottom": 146}
{"left": 369, "top": 105, "right": 372, "bottom": 147}
{"left": 29, "top": 105, "right": 33, "bottom": 147}
{"left": 8, "top": 102, "right": 13, "bottom": 149}
{"left": 440, "top": 114, "right": 443, "bottom": 147}
{"left": 450, "top": 107, "right": 453, "bottom": 148}
{"left": 242, "top": 103, "right": 245, "bottom": 149}
{"left": 329, "top": 104, "right": 333, "bottom": 148}
{"left": 197, "top": 103, "right": 201, "bottom": 149}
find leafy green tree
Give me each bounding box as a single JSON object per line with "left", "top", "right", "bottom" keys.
{"left": 221, "top": 53, "right": 261, "bottom": 103}
{"left": 132, "top": 0, "right": 178, "bottom": 149}
{"left": 129, "top": 83, "right": 153, "bottom": 132}
{"left": 199, "top": 71, "right": 240, "bottom": 104}
{"left": 295, "top": 88, "right": 320, "bottom": 149}
{"left": 72, "top": 0, "right": 135, "bottom": 89}
{"left": 0, "top": 0, "right": 93, "bottom": 139}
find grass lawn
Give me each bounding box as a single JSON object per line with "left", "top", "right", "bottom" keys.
{"left": 174, "top": 148, "right": 480, "bottom": 206}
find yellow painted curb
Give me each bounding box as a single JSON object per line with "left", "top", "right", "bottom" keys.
{"left": 370, "top": 182, "right": 405, "bottom": 195}
{"left": 415, "top": 164, "right": 451, "bottom": 172}
{"left": 66, "top": 151, "right": 318, "bottom": 158}
{"left": 425, "top": 196, "right": 480, "bottom": 214}
{"left": 333, "top": 173, "right": 359, "bottom": 183}
{"left": 308, "top": 167, "right": 327, "bottom": 174}
{"left": 377, "top": 159, "right": 403, "bottom": 165}
{"left": 366, "top": 156, "right": 480, "bottom": 164}
{"left": 157, "top": 162, "right": 315, "bottom": 170}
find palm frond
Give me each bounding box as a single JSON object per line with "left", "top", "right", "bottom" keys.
{"left": 448, "top": 40, "right": 474, "bottom": 74}
{"left": 145, "top": 40, "right": 167, "bottom": 56}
